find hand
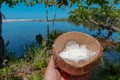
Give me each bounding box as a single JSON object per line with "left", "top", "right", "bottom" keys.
{"left": 44, "top": 56, "right": 91, "bottom": 80}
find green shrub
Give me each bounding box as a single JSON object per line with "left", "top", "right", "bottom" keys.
{"left": 90, "top": 59, "right": 120, "bottom": 80}
{"left": 47, "top": 30, "right": 63, "bottom": 49}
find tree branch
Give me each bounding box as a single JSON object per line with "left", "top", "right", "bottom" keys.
{"left": 89, "top": 18, "right": 120, "bottom": 32}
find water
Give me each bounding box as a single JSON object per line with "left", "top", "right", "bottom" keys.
{"left": 2, "top": 21, "right": 120, "bottom": 57}
{"left": 104, "top": 50, "right": 120, "bottom": 64}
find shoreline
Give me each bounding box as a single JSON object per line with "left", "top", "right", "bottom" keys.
{"left": 2, "top": 19, "right": 68, "bottom": 22}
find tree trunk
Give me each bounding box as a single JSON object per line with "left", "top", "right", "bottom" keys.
{"left": 0, "top": 3, "right": 2, "bottom": 36}
{"left": 46, "top": 5, "right": 49, "bottom": 38}
{"left": 52, "top": 6, "right": 57, "bottom": 32}
{"left": 0, "top": 3, "right": 5, "bottom": 67}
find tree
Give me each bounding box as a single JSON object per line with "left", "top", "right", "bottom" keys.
{"left": 67, "top": 1, "right": 120, "bottom": 79}
{"left": 0, "top": 0, "right": 19, "bottom": 67}
{"left": 68, "top": 0, "right": 120, "bottom": 38}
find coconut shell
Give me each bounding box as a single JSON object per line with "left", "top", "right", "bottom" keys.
{"left": 52, "top": 32, "right": 103, "bottom": 75}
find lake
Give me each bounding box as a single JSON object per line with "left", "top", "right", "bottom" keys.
{"left": 2, "top": 21, "right": 120, "bottom": 59}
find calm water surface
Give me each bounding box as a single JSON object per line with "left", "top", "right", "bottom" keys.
{"left": 2, "top": 21, "right": 120, "bottom": 57}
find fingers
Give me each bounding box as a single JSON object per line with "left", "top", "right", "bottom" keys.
{"left": 47, "top": 56, "right": 55, "bottom": 69}
{"left": 44, "top": 56, "right": 60, "bottom": 80}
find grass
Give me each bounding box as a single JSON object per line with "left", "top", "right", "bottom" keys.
{"left": 0, "top": 42, "right": 51, "bottom": 80}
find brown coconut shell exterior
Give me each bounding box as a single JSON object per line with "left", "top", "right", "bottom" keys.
{"left": 52, "top": 32, "right": 103, "bottom": 75}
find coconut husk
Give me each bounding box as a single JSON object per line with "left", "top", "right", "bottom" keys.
{"left": 52, "top": 32, "right": 103, "bottom": 75}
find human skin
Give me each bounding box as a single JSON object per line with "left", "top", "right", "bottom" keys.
{"left": 44, "top": 56, "right": 91, "bottom": 80}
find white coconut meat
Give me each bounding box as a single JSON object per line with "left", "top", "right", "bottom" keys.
{"left": 59, "top": 40, "right": 96, "bottom": 62}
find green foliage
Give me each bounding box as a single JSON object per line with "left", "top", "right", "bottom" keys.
{"left": 57, "top": 0, "right": 68, "bottom": 6}
{"left": 1, "top": 0, "right": 19, "bottom": 7}
{"left": 47, "top": 30, "right": 63, "bottom": 49}
{"left": 17, "top": 0, "right": 66, "bottom": 7}
{"left": 4, "top": 51, "right": 17, "bottom": 63}
{"left": 0, "top": 42, "right": 51, "bottom": 79}
{"left": 115, "top": 45, "right": 120, "bottom": 52}
{"left": 85, "top": 0, "right": 109, "bottom": 6}
{"left": 33, "top": 48, "right": 50, "bottom": 70}
{"left": 24, "top": 45, "right": 39, "bottom": 62}
{"left": 68, "top": 0, "right": 120, "bottom": 32}
{"left": 0, "top": 67, "right": 22, "bottom": 80}
{"left": 90, "top": 59, "right": 120, "bottom": 80}
{"left": 25, "top": 72, "right": 43, "bottom": 80}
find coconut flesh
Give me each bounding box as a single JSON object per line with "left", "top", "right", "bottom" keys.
{"left": 59, "top": 40, "right": 96, "bottom": 62}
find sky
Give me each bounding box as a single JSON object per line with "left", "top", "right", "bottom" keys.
{"left": 2, "top": 1, "right": 120, "bottom": 19}
{"left": 2, "top": 3, "right": 74, "bottom": 19}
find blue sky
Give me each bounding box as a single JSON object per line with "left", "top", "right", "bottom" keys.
{"left": 2, "top": 3, "right": 73, "bottom": 19}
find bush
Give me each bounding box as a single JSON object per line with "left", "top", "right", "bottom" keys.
{"left": 90, "top": 59, "right": 120, "bottom": 80}
{"left": 47, "top": 30, "right": 63, "bottom": 49}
